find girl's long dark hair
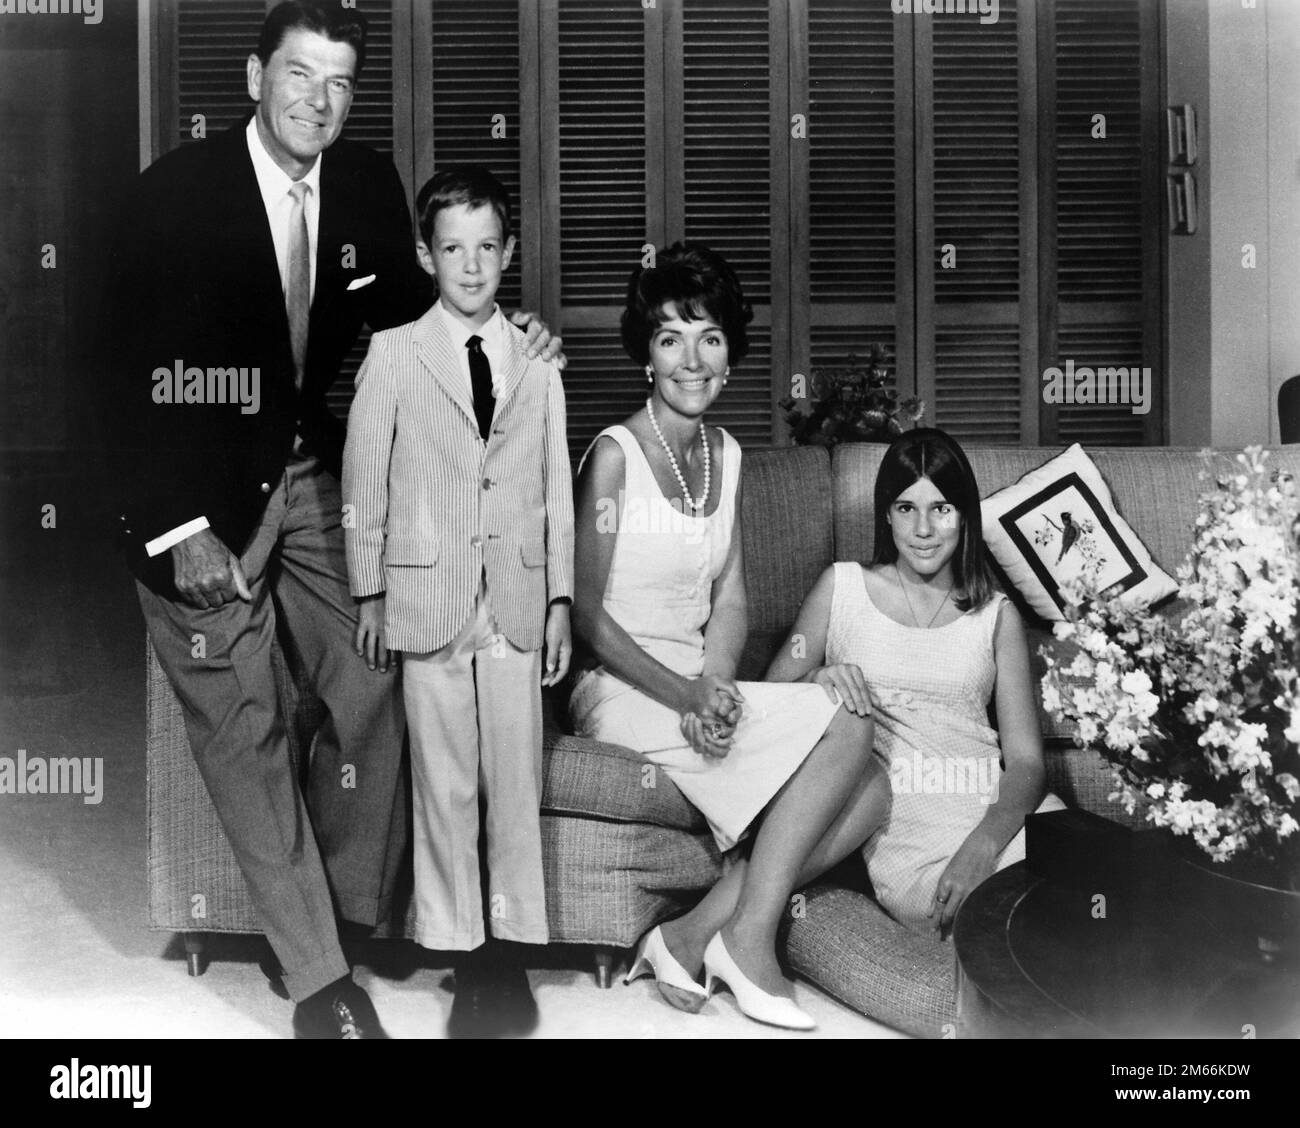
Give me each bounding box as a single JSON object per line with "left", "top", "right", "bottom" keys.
{"left": 870, "top": 427, "right": 998, "bottom": 611}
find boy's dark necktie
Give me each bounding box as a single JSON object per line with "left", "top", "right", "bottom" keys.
{"left": 466, "top": 335, "right": 495, "bottom": 440}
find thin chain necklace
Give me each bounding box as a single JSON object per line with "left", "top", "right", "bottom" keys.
{"left": 646, "top": 398, "right": 711, "bottom": 512}
{"left": 895, "top": 563, "right": 953, "bottom": 629}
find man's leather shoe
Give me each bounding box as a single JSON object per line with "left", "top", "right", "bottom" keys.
{"left": 447, "top": 961, "right": 538, "bottom": 1038}
{"left": 494, "top": 962, "right": 539, "bottom": 1036}
{"left": 257, "top": 939, "right": 289, "bottom": 1000}
{"left": 292, "top": 979, "right": 389, "bottom": 1039}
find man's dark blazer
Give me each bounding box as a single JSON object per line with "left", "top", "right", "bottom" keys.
{"left": 103, "top": 120, "right": 432, "bottom": 596}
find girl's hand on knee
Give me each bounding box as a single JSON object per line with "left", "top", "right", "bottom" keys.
{"left": 809, "top": 664, "right": 872, "bottom": 717}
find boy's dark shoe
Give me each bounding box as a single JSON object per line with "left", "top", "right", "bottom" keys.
{"left": 494, "top": 962, "right": 540, "bottom": 1035}
{"left": 448, "top": 956, "right": 538, "bottom": 1038}
{"left": 293, "top": 977, "right": 389, "bottom": 1040}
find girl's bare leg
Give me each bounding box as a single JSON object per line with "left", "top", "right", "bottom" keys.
{"left": 659, "top": 708, "right": 885, "bottom": 989}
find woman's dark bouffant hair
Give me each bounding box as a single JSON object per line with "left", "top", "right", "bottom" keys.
{"left": 620, "top": 243, "right": 753, "bottom": 367}
{"left": 871, "top": 427, "right": 998, "bottom": 611}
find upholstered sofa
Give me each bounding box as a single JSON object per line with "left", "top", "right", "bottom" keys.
{"left": 146, "top": 440, "right": 1300, "bottom": 1037}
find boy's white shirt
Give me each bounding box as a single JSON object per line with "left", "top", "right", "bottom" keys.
{"left": 433, "top": 298, "right": 508, "bottom": 397}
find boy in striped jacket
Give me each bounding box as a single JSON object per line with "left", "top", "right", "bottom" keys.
{"left": 343, "top": 167, "right": 573, "bottom": 1037}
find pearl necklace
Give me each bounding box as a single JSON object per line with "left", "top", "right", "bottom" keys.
{"left": 646, "top": 398, "right": 711, "bottom": 512}
{"left": 895, "top": 563, "right": 953, "bottom": 629}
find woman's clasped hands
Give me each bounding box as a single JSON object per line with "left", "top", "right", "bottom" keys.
{"left": 679, "top": 674, "right": 745, "bottom": 759}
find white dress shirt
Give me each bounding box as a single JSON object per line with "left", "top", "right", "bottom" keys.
{"left": 145, "top": 122, "right": 323, "bottom": 558}
{"left": 433, "top": 299, "right": 508, "bottom": 398}
{"left": 245, "top": 116, "right": 322, "bottom": 303}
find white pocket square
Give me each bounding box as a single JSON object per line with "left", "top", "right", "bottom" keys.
{"left": 347, "top": 274, "right": 376, "bottom": 291}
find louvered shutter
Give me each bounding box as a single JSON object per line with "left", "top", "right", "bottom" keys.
{"left": 174, "top": 0, "right": 267, "bottom": 147}
{"left": 916, "top": 0, "right": 1034, "bottom": 446}
{"left": 427, "top": 0, "right": 523, "bottom": 313}
{"left": 803, "top": 0, "right": 903, "bottom": 439}
{"left": 1047, "top": 0, "right": 1159, "bottom": 445}
{"left": 163, "top": 1, "right": 1166, "bottom": 452}
{"left": 548, "top": 0, "right": 649, "bottom": 462}
{"left": 680, "top": 0, "right": 774, "bottom": 448}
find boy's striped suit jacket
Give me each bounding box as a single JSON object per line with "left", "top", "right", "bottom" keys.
{"left": 342, "top": 305, "right": 574, "bottom": 653}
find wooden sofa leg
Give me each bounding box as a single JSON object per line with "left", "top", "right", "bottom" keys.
{"left": 182, "top": 933, "right": 207, "bottom": 977}
{"left": 593, "top": 947, "right": 616, "bottom": 989}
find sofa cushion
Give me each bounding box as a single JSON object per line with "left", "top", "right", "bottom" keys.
{"left": 736, "top": 627, "right": 786, "bottom": 681}
{"left": 979, "top": 443, "right": 1178, "bottom": 620}
{"left": 740, "top": 444, "right": 835, "bottom": 634}
{"left": 541, "top": 731, "right": 708, "bottom": 833}
{"left": 782, "top": 882, "right": 957, "bottom": 1038}
{"left": 540, "top": 814, "right": 722, "bottom": 947}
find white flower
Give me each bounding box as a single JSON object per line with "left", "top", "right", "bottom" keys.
{"left": 1095, "top": 661, "right": 1118, "bottom": 695}
{"left": 1037, "top": 445, "right": 1300, "bottom": 865}
{"left": 1068, "top": 651, "right": 1095, "bottom": 680}
{"left": 1287, "top": 706, "right": 1300, "bottom": 746}
{"left": 1105, "top": 718, "right": 1139, "bottom": 751}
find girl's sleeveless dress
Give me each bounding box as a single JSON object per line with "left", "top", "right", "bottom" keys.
{"left": 825, "top": 562, "right": 1065, "bottom": 934}
{"left": 569, "top": 424, "right": 842, "bottom": 852}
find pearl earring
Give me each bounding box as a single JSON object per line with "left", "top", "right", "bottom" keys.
{"left": 645, "top": 365, "right": 653, "bottom": 382}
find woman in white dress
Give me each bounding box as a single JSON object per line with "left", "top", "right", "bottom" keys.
{"left": 570, "top": 244, "right": 889, "bottom": 1030}
{"left": 768, "top": 427, "right": 1064, "bottom": 938}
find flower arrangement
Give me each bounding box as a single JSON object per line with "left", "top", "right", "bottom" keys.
{"left": 779, "top": 345, "right": 924, "bottom": 446}
{"left": 1040, "top": 448, "right": 1300, "bottom": 881}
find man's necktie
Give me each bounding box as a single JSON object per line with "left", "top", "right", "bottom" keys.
{"left": 286, "top": 182, "right": 311, "bottom": 390}
{"left": 466, "top": 334, "right": 495, "bottom": 441}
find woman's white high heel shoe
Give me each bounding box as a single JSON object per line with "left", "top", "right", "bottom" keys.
{"left": 701, "top": 932, "right": 816, "bottom": 1031}
{"left": 625, "top": 926, "right": 709, "bottom": 1014}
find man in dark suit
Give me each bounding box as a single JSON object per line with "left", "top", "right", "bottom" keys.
{"left": 103, "top": 1, "right": 560, "bottom": 1038}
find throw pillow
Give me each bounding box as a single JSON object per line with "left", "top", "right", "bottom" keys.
{"left": 980, "top": 444, "right": 1178, "bottom": 620}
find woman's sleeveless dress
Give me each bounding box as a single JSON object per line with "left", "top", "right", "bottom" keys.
{"left": 569, "top": 425, "right": 842, "bottom": 852}
{"left": 825, "top": 562, "right": 1065, "bottom": 934}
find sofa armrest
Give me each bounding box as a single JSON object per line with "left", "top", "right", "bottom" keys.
{"left": 542, "top": 730, "right": 708, "bottom": 833}
{"left": 1044, "top": 741, "right": 1147, "bottom": 830}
